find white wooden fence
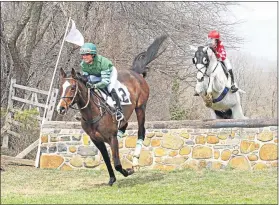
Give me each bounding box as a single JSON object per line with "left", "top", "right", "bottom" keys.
{"left": 1, "top": 78, "right": 58, "bottom": 160}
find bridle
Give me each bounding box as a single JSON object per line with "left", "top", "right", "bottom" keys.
{"left": 193, "top": 46, "right": 218, "bottom": 82}
{"left": 195, "top": 65, "right": 210, "bottom": 82}
{"left": 60, "top": 77, "right": 115, "bottom": 124}
{"left": 61, "top": 78, "right": 90, "bottom": 110}
{"left": 193, "top": 57, "right": 210, "bottom": 82}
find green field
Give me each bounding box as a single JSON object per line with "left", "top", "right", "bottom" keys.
{"left": 1, "top": 165, "right": 277, "bottom": 204}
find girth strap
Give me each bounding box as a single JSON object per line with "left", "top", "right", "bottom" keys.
{"left": 213, "top": 87, "right": 229, "bottom": 103}
{"left": 82, "top": 115, "right": 103, "bottom": 124}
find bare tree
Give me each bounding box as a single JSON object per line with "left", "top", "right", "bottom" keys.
{"left": 1, "top": 1, "right": 274, "bottom": 122}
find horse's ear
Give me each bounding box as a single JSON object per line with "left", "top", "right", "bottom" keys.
{"left": 60, "top": 68, "right": 66, "bottom": 78}
{"left": 71, "top": 68, "right": 77, "bottom": 78}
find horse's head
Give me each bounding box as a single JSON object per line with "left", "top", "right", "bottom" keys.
{"left": 56, "top": 68, "right": 88, "bottom": 115}
{"left": 192, "top": 46, "right": 216, "bottom": 82}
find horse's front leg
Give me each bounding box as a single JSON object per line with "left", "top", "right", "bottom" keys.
{"left": 92, "top": 139, "right": 116, "bottom": 186}
{"left": 110, "top": 136, "right": 134, "bottom": 177}
{"left": 205, "top": 76, "right": 215, "bottom": 107}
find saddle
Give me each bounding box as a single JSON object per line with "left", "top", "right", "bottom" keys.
{"left": 98, "top": 86, "right": 131, "bottom": 108}
{"left": 90, "top": 89, "right": 115, "bottom": 114}
{"left": 98, "top": 87, "right": 110, "bottom": 97}
{"left": 78, "top": 73, "right": 132, "bottom": 107}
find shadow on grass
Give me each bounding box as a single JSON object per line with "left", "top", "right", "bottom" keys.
{"left": 86, "top": 170, "right": 168, "bottom": 188}
{"left": 115, "top": 170, "right": 168, "bottom": 188}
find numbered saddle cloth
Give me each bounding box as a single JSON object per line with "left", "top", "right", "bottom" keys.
{"left": 99, "top": 80, "right": 132, "bottom": 108}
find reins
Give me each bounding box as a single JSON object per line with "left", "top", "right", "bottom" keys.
{"left": 62, "top": 77, "right": 90, "bottom": 110}
{"left": 195, "top": 60, "right": 219, "bottom": 82}
{"left": 61, "top": 77, "right": 115, "bottom": 124}
{"left": 196, "top": 65, "right": 210, "bottom": 79}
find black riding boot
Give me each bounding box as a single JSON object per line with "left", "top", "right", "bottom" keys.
{"left": 228, "top": 69, "right": 238, "bottom": 93}
{"left": 110, "top": 89, "right": 124, "bottom": 120}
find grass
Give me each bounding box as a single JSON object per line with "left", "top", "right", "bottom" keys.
{"left": 1, "top": 165, "right": 278, "bottom": 204}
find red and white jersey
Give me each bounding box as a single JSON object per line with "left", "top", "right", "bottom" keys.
{"left": 215, "top": 41, "right": 226, "bottom": 61}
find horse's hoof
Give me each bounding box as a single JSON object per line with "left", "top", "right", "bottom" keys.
{"left": 126, "top": 168, "right": 134, "bottom": 175}
{"left": 206, "top": 93, "right": 212, "bottom": 100}
{"left": 132, "top": 165, "right": 140, "bottom": 172}
{"left": 108, "top": 177, "right": 116, "bottom": 186}
{"left": 205, "top": 93, "right": 213, "bottom": 107}
{"left": 122, "top": 170, "right": 129, "bottom": 177}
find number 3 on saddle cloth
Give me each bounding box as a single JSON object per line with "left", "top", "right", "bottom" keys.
{"left": 87, "top": 75, "right": 132, "bottom": 109}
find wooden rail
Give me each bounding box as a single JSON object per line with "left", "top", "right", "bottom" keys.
{"left": 42, "top": 118, "right": 278, "bottom": 130}
{"left": 13, "top": 84, "right": 49, "bottom": 95}
{"left": 1, "top": 155, "right": 35, "bottom": 166}
{"left": 1, "top": 78, "right": 58, "bottom": 159}
{"left": 11, "top": 96, "right": 46, "bottom": 108}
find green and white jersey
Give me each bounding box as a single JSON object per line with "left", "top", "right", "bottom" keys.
{"left": 80, "top": 55, "right": 113, "bottom": 89}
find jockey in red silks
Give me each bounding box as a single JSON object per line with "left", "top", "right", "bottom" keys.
{"left": 207, "top": 30, "right": 238, "bottom": 93}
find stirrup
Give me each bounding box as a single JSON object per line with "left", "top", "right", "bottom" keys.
{"left": 115, "top": 110, "right": 124, "bottom": 129}
{"left": 115, "top": 110, "right": 124, "bottom": 121}
{"left": 231, "top": 85, "right": 238, "bottom": 93}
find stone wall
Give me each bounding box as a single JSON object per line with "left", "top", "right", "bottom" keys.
{"left": 38, "top": 119, "right": 278, "bottom": 171}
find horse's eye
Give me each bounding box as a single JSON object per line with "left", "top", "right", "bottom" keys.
{"left": 203, "top": 57, "right": 208, "bottom": 64}
{"left": 71, "top": 85, "right": 76, "bottom": 91}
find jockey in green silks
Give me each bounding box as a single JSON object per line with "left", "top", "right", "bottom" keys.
{"left": 79, "top": 43, "right": 124, "bottom": 121}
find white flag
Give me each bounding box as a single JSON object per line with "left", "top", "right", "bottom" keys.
{"left": 65, "top": 20, "right": 84, "bottom": 46}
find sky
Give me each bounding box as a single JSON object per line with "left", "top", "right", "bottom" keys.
{"left": 228, "top": 2, "right": 277, "bottom": 63}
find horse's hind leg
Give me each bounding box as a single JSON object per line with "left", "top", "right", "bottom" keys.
{"left": 231, "top": 104, "right": 248, "bottom": 119}
{"left": 210, "top": 109, "right": 218, "bottom": 119}
{"left": 110, "top": 136, "right": 134, "bottom": 177}
{"left": 92, "top": 140, "right": 116, "bottom": 186}
{"left": 210, "top": 109, "right": 224, "bottom": 119}
{"left": 133, "top": 105, "right": 146, "bottom": 170}
{"left": 231, "top": 94, "right": 248, "bottom": 119}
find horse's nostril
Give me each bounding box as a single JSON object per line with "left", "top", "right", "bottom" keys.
{"left": 198, "top": 77, "right": 204, "bottom": 82}
{"left": 58, "top": 106, "right": 66, "bottom": 115}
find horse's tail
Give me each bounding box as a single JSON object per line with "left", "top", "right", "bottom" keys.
{"left": 131, "top": 35, "right": 167, "bottom": 77}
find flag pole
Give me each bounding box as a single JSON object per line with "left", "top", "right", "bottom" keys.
{"left": 35, "top": 17, "right": 72, "bottom": 168}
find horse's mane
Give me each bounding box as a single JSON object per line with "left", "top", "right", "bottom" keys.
{"left": 75, "top": 72, "right": 87, "bottom": 85}
{"left": 131, "top": 35, "right": 167, "bottom": 77}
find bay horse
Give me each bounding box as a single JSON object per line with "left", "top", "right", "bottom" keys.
{"left": 56, "top": 35, "right": 167, "bottom": 185}
{"left": 191, "top": 45, "right": 248, "bottom": 119}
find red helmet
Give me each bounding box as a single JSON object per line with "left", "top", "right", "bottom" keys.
{"left": 208, "top": 30, "right": 220, "bottom": 39}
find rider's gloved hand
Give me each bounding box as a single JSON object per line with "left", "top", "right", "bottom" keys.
{"left": 86, "top": 82, "right": 97, "bottom": 89}
{"left": 80, "top": 75, "right": 89, "bottom": 83}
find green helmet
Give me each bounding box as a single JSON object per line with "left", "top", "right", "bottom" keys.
{"left": 80, "top": 43, "right": 97, "bottom": 55}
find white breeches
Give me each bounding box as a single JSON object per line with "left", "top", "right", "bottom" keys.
{"left": 107, "top": 67, "right": 118, "bottom": 92}
{"left": 223, "top": 58, "right": 232, "bottom": 70}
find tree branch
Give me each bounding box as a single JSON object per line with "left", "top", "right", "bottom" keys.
{"left": 24, "top": 2, "right": 43, "bottom": 65}
{"left": 35, "top": 3, "right": 59, "bottom": 47}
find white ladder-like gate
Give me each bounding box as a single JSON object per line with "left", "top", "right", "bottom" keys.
{"left": 1, "top": 78, "right": 58, "bottom": 160}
